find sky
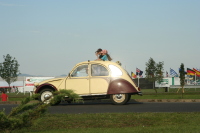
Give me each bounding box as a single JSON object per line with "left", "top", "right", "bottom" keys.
{"left": 0, "top": 0, "right": 199, "bottom": 77}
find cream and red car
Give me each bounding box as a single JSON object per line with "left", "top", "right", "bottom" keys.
{"left": 33, "top": 61, "right": 142, "bottom": 105}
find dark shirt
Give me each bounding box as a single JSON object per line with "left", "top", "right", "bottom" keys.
{"left": 99, "top": 55, "right": 103, "bottom": 58}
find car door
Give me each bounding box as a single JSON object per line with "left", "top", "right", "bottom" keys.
{"left": 90, "top": 64, "right": 110, "bottom": 94}
{"left": 65, "top": 64, "right": 90, "bottom": 95}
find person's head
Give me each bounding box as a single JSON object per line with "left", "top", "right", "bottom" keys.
{"left": 101, "top": 49, "right": 112, "bottom": 61}
{"left": 2, "top": 90, "right": 5, "bottom": 94}
{"left": 101, "top": 49, "right": 108, "bottom": 55}
{"left": 95, "top": 48, "right": 102, "bottom": 55}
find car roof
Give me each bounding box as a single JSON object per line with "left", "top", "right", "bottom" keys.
{"left": 72, "top": 61, "right": 129, "bottom": 76}
{"left": 76, "top": 61, "right": 119, "bottom": 66}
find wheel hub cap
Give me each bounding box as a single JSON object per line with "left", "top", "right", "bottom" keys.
{"left": 44, "top": 94, "right": 51, "bottom": 100}
{"left": 116, "top": 94, "right": 122, "bottom": 99}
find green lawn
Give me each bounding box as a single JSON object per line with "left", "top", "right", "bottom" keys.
{"left": 132, "top": 88, "right": 200, "bottom": 99}
{"left": 4, "top": 89, "right": 200, "bottom": 133}
{"left": 141, "top": 88, "right": 200, "bottom": 93}
{"left": 6, "top": 93, "right": 30, "bottom": 101}
{"left": 14, "top": 112, "right": 200, "bottom": 133}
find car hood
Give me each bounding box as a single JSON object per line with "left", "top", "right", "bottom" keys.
{"left": 34, "top": 77, "right": 65, "bottom": 86}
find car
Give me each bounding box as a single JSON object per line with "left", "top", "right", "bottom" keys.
{"left": 33, "top": 60, "right": 142, "bottom": 105}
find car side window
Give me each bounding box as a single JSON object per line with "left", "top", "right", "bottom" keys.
{"left": 71, "top": 65, "right": 88, "bottom": 77}
{"left": 91, "top": 64, "right": 109, "bottom": 76}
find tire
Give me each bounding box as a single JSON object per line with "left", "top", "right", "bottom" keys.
{"left": 127, "top": 94, "right": 131, "bottom": 102}
{"left": 39, "top": 89, "right": 54, "bottom": 104}
{"left": 110, "top": 93, "right": 130, "bottom": 105}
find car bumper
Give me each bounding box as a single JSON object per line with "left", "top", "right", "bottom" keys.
{"left": 138, "top": 92, "right": 142, "bottom": 96}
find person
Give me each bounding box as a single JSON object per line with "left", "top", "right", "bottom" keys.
{"left": 96, "top": 49, "right": 112, "bottom": 61}
{"left": 0, "top": 90, "right": 8, "bottom": 101}
{"left": 11, "top": 86, "right": 16, "bottom": 93}
{"left": 95, "top": 48, "right": 103, "bottom": 59}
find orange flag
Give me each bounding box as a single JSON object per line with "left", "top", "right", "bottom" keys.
{"left": 187, "top": 68, "right": 195, "bottom": 75}
{"left": 193, "top": 68, "right": 200, "bottom": 77}
{"left": 131, "top": 71, "right": 137, "bottom": 78}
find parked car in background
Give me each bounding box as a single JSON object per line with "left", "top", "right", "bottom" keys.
{"left": 33, "top": 61, "right": 142, "bottom": 105}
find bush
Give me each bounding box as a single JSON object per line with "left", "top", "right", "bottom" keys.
{"left": 0, "top": 89, "right": 80, "bottom": 133}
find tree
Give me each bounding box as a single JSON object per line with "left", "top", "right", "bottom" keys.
{"left": 145, "top": 57, "right": 157, "bottom": 88}
{"left": 0, "top": 54, "right": 20, "bottom": 90}
{"left": 155, "top": 61, "right": 164, "bottom": 85}
{"left": 179, "top": 63, "right": 186, "bottom": 98}
{"left": 145, "top": 58, "right": 164, "bottom": 94}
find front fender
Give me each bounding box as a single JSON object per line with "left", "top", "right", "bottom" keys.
{"left": 35, "top": 83, "right": 58, "bottom": 93}
{"left": 107, "top": 78, "right": 138, "bottom": 94}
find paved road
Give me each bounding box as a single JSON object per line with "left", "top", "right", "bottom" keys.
{"left": 1, "top": 101, "right": 200, "bottom": 114}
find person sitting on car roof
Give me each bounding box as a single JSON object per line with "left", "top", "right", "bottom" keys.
{"left": 96, "top": 49, "right": 112, "bottom": 61}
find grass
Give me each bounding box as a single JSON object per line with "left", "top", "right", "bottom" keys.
{"left": 133, "top": 94, "right": 200, "bottom": 99}
{"left": 142, "top": 88, "right": 200, "bottom": 93}
{"left": 132, "top": 88, "right": 200, "bottom": 99}
{"left": 14, "top": 112, "right": 200, "bottom": 133}
{"left": 6, "top": 93, "right": 30, "bottom": 101}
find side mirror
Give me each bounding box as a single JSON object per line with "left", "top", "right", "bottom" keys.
{"left": 68, "top": 73, "right": 70, "bottom": 77}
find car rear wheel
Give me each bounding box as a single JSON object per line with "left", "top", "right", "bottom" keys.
{"left": 110, "top": 93, "right": 130, "bottom": 105}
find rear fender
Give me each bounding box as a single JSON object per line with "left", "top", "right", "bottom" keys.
{"left": 107, "top": 78, "right": 138, "bottom": 94}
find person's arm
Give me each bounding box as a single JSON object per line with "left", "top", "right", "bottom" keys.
{"left": 95, "top": 52, "right": 99, "bottom": 58}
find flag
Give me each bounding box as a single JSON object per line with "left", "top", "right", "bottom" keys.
{"left": 166, "top": 71, "right": 168, "bottom": 77}
{"left": 139, "top": 71, "right": 143, "bottom": 77}
{"left": 187, "top": 68, "right": 195, "bottom": 75}
{"left": 136, "top": 68, "right": 143, "bottom": 77}
{"left": 170, "top": 68, "right": 178, "bottom": 77}
{"left": 131, "top": 71, "right": 137, "bottom": 78}
{"left": 196, "top": 68, "right": 200, "bottom": 71}
{"left": 193, "top": 68, "right": 200, "bottom": 73}
{"left": 136, "top": 68, "right": 140, "bottom": 75}
{"left": 193, "top": 68, "right": 200, "bottom": 77}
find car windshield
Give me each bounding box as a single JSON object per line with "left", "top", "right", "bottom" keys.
{"left": 71, "top": 65, "right": 88, "bottom": 77}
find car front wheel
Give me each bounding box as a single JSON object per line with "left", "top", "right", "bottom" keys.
{"left": 110, "top": 93, "right": 130, "bottom": 105}
{"left": 39, "top": 89, "right": 54, "bottom": 104}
